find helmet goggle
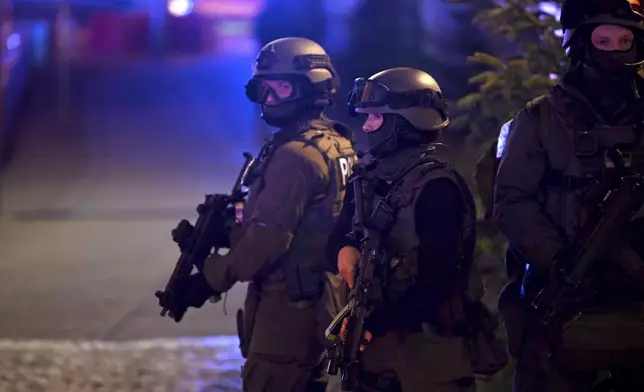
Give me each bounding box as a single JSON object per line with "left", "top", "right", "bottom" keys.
{"left": 247, "top": 50, "right": 338, "bottom": 105}
{"left": 245, "top": 77, "right": 302, "bottom": 104}
{"left": 347, "top": 78, "right": 448, "bottom": 118}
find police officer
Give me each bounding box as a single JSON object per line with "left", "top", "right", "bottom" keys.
{"left": 494, "top": 0, "right": 644, "bottom": 390}
{"left": 173, "top": 37, "right": 357, "bottom": 392}
{"left": 327, "top": 67, "right": 479, "bottom": 392}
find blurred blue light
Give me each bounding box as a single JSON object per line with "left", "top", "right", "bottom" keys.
{"left": 31, "top": 22, "right": 50, "bottom": 64}
{"left": 168, "top": 0, "right": 194, "bottom": 17}
{"left": 6, "top": 33, "right": 20, "bottom": 51}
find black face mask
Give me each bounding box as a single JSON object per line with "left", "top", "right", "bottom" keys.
{"left": 366, "top": 114, "right": 434, "bottom": 159}
{"left": 366, "top": 114, "right": 399, "bottom": 158}
{"left": 587, "top": 45, "right": 639, "bottom": 78}
{"left": 261, "top": 101, "right": 300, "bottom": 127}
{"left": 262, "top": 101, "right": 323, "bottom": 128}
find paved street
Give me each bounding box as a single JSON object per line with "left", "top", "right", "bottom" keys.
{"left": 0, "top": 54, "right": 269, "bottom": 390}
{"left": 0, "top": 55, "right": 266, "bottom": 342}
{"left": 0, "top": 337, "right": 244, "bottom": 392}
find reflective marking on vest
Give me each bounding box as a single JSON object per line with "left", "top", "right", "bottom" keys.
{"left": 496, "top": 119, "right": 514, "bottom": 159}
{"left": 337, "top": 155, "right": 357, "bottom": 190}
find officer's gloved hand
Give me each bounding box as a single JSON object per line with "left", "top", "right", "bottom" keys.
{"left": 177, "top": 273, "right": 220, "bottom": 309}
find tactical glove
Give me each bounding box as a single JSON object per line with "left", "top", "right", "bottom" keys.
{"left": 155, "top": 273, "right": 219, "bottom": 322}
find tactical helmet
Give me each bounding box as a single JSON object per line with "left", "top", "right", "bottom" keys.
{"left": 562, "top": 0, "right": 644, "bottom": 61}
{"left": 347, "top": 67, "right": 449, "bottom": 132}
{"left": 245, "top": 37, "right": 339, "bottom": 108}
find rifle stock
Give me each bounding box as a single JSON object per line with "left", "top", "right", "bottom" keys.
{"left": 155, "top": 152, "right": 256, "bottom": 322}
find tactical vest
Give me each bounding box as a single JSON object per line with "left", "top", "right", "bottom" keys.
{"left": 366, "top": 159, "right": 479, "bottom": 311}
{"left": 525, "top": 89, "right": 644, "bottom": 298}
{"left": 244, "top": 119, "right": 357, "bottom": 302}
{"left": 532, "top": 90, "right": 644, "bottom": 234}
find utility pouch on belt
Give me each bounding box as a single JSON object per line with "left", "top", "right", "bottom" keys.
{"left": 237, "top": 283, "right": 261, "bottom": 358}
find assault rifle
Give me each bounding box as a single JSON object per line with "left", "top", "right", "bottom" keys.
{"left": 155, "top": 152, "right": 257, "bottom": 322}
{"left": 325, "top": 171, "right": 388, "bottom": 391}
{"left": 532, "top": 149, "right": 644, "bottom": 329}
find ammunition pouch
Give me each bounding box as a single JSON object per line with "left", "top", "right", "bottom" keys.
{"left": 498, "top": 280, "right": 529, "bottom": 358}
{"left": 284, "top": 260, "right": 324, "bottom": 303}
{"left": 369, "top": 199, "right": 396, "bottom": 233}
{"left": 574, "top": 128, "right": 600, "bottom": 158}
{"left": 573, "top": 124, "right": 640, "bottom": 171}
